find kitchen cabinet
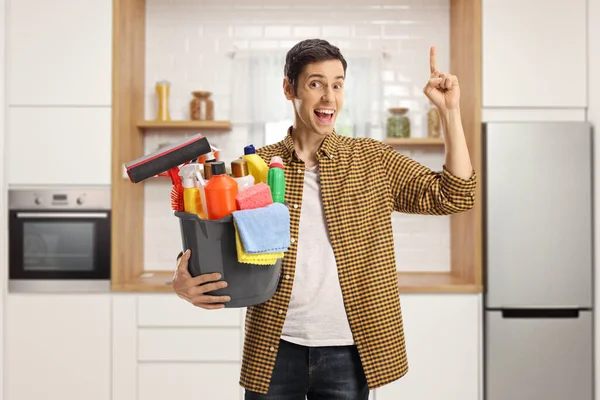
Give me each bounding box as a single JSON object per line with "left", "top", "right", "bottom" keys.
{"left": 5, "top": 293, "right": 111, "bottom": 400}
{"left": 7, "top": 107, "right": 111, "bottom": 186}
{"left": 138, "top": 363, "right": 243, "bottom": 400}
{"left": 113, "top": 294, "right": 245, "bottom": 400}
{"left": 375, "top": 293, "right": 481, "bottom": 400}
{"left": 482, "top": 0, "right": 586, "bottom": 108}
{"left": 7, "top": 0, "right": 112, "bottom": 106}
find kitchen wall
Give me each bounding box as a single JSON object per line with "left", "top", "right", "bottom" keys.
{"left": 589, "top": 0, "right": 600, "bottom": 391}
{"left": 142, "top": 0, "right": 454, "bottom": 272}
{"left": 0, "top": 0, "right": 6, "bottom": 396}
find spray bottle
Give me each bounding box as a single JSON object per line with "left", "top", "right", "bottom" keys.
{"left": 179, "top": 163, "right": 208, "bottom": 219}
{"left": 267, "top": 156, "right": 286, "bottom": 204}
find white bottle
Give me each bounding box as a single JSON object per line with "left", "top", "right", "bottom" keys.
{"left": 230, "top": 159, "right": 255, "bottom": 192}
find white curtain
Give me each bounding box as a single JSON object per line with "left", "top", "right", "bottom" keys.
{"left": 230, "top": 49, "right": 383, "bottom": 146}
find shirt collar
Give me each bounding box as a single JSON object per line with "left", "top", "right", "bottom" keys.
{"left": 282, "top": 126, "right": 341, "bottom": 163}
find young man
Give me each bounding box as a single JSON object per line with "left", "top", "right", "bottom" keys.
{"left": 173, "top": 39, "right": 476, "bottom": 399}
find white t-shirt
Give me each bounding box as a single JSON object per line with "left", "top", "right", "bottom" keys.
{"left": 280, "top": 164, "right": 355, "bottom": 347}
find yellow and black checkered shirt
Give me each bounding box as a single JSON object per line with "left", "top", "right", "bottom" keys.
{"left": 240, "top": 128, "right": 477, "bottom": 394}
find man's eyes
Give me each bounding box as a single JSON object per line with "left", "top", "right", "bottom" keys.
{"left": 309, "top": 81, "right": 343, "bottom": 89}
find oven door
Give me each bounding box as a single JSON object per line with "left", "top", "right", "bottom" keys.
{"left": 9, "top": 210, "right": 111, "bottom": 280}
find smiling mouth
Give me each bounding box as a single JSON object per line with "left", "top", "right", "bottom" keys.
{"left": 314, "top": 109, "right": 335, "bottom": 124}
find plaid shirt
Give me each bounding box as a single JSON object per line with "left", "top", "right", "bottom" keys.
{"left": 240, "top": 128, "right": 477, "bottom": 394}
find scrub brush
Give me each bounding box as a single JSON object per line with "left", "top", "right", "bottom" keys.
{"left": 167, "top": 167, "right": 184, "bottom": 211}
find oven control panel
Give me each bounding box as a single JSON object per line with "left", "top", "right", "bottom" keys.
{"left": 9, "top": 187, "right": 111, "bottom": 210}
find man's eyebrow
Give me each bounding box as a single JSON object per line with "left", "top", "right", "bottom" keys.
{"left": 307, "top": 73, "right": 345, "bottom": 80}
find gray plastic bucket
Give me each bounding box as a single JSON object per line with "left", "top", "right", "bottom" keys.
{"left": 174, "top": 211, "right": 282, "bottom": 308}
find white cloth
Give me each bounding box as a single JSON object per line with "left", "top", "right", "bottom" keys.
{"left": 280, "top": 164, "right": 355, "bottom": 347}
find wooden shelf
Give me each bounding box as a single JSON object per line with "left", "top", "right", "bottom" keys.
{"left": 397, "top": 272, "right": 481, "bottom": 293}
{"left": 112, "top": 271, "right": 174, "bottom": 292}
{"left": 111, "top": 270, "right": 482, "bottom": 293}
{"left": 384, "top": 137, "right": 445, "bottom": 147}
{"left": 137, "top": 120, "right": 232, "bottom": 131}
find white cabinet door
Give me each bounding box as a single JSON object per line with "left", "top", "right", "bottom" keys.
{"left": 376, "top": 294, "right": 481, "bottom": 400}
{"left": 137, "top": 294, "right": 242, "bottom": 327}
{"left": 7, "top": 107, "right": 111, "bottom": 185}
{"left": 138, "top": 363, "right": 242, "bottom": 400}
{"left": 5, "top": 294, "right": 111, "bottom": 400}
{"left": 7, "top": 0, "right": 112, "bottom": 106}
{"left": 482, "top": 0, "right": 586, "bottom": 108}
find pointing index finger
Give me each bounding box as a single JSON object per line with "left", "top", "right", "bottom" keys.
{"left": 430, "top": 46, "right": 437, "bottom": 75}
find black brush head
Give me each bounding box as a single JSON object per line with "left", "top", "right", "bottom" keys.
{"left": 124, "top": 134, "right": 212, "bottom": 183}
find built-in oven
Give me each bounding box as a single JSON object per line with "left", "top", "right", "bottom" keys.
{"left": 8, "top": 187, "right": 111, "bottom": 292}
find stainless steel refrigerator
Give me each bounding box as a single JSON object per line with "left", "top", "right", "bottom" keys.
{"left": 483, "top": 121, "right": 594, "bottom": 400}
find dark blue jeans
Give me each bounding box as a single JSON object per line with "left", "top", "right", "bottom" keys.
{"left": 245, "top": 339, "right": 370, "bottom": 400}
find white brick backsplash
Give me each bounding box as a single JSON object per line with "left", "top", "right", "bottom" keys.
{"left": 383, "top": 24, "right": 413, "bottom": 39}
{"left": 234, "top": 25, "right": 263, "bottom": 38}
{"left": 250, "top": 40, "right": 279, "bottom": 49}
{"left": 203, "top": 24, "right": 233, "bottom": 37}
{"left": 293, "top": 26, "right": 322, "bottom": 38}
{"left": 144, "top": 0, "right": 452, "bottom": 271}
{"left": 355, "top": 24, "right": 382, "bottom": 38}
{"left": 265, "top": 25, "right": 292, "bottom": 38}
{"left": 322, "top": 25, "right": 352, "bottom": 38}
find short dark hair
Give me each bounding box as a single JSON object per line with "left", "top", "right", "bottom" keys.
{"left": 284, "top": 38, "right": 348, "bottom": 94}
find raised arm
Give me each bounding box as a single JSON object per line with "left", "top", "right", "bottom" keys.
{"left": 424, "top": 45, "right": 473, "bottom": 179}
{"left": 381, "top": 45, "right": 477, "bottom": 215}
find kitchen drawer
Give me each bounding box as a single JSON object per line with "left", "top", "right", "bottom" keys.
{"left": 137, "top": 295, "right": 242, "bottom": 327}
{"left": 138, "top": 363, "right": 241, "bottom": 400}
{"left": 138, "top": 328, "right": 241, "bottom": 362}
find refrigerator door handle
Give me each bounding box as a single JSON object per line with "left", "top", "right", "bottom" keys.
{"left": 501, "top": 308, "right": 580, "bottom": 319}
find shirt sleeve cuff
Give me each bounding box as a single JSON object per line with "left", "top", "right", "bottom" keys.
{"left": 441, "top": 165, "right": 477, "bottom": 194}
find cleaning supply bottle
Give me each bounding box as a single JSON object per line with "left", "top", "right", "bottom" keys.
{"left": 231, "top": 159, "right": 255, "bottom": 192}
{"left": 205, "top": 161, "right": 238, "bottom": 220}
{"left": 180, "top": 163, "right": 207, "bottom": 219}
{"left": 267, "top": 156, "right": 286, "bottom": 204}
{"left": 242, "top": 144, "right": 269, "bottom": 184}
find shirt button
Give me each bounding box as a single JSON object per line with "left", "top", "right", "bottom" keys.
{"left": 291, "top": 238, "right": 296, "bottom": 243}
{"left": 285, "top": 274, "right": 290, "bottom": 280}
{"left": 297, "top": 169, "right": 302, "bottom": 174}
{"left": 293, "top": 204, "right": 298, "bottom": 209}
{"left": 278, "top": 309, "right": 283, "bottom": 314}
{"left": 270, "top": 346, "right": 275, "bottom": 352}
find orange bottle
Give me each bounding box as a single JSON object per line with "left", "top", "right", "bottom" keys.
{"left": 205, "top": 161, "right": 238, "bottom": 220}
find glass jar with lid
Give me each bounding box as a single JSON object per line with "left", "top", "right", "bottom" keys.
{"left": 386, "top": 107, "right": 411, "bottom": 138}
{"left": 190, "top": 91, "right": 214, "bottom": 121}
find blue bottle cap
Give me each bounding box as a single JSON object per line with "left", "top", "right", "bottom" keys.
{"left": 244, "top": 144, "right": 256, "bottom": 155}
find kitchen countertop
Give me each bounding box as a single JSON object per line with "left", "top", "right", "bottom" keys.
{"left": 111, "top": 271, "right": 482, "bottom": 293}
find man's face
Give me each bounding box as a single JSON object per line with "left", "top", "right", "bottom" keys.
{"left": 284, "top": 59, "right": 345, "bottom": 137}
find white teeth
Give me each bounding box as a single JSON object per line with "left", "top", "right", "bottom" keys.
{"left": 315, "top": 109, "right": 335, "bottom": 115}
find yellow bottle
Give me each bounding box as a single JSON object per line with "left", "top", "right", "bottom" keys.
{"left": 242, "top": 144, "right": 269, "bottom": 184}
{"left": 180, "top": 164, "right": 207, "bottom": 219}
{"left": 155, "top": 80, "right": 171, "bottom": 121}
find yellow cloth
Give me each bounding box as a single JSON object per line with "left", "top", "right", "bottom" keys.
{"left": 234, "top": 221, "right": 283, "bottom": 265}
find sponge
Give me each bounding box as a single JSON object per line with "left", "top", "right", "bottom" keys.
{"left": 236, "top": 183, "right": 273, "bottom": 210}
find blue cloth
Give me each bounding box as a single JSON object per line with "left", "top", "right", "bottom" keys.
{"left": 232, "top": 203, "right": 290, "bottom": 254}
